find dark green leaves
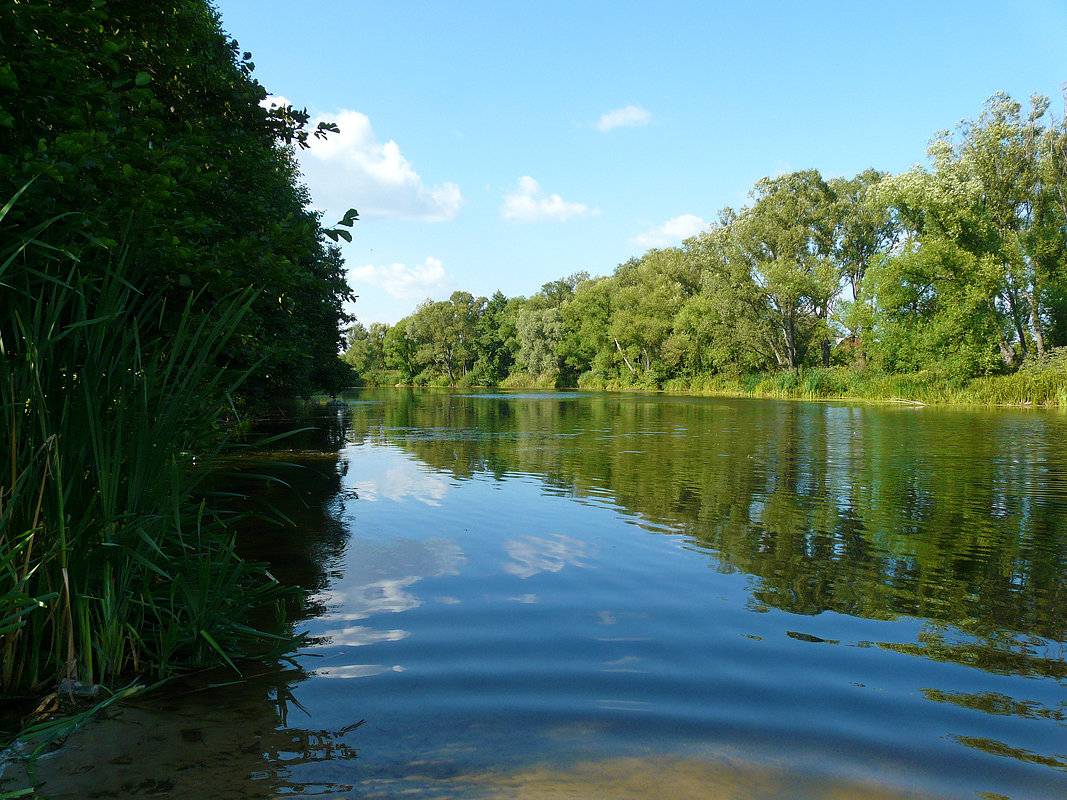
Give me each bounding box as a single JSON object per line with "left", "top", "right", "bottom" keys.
{"left": 324, "top": 208, "right": 359, "bottom": 243}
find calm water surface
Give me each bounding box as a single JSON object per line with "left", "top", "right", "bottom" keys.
{"left": 13, "top": 389, "right": 1067, "bottom": 799}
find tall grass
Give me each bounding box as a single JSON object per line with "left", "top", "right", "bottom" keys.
{"left": 571, "top": 364, "right": 1067, "bottom": 407}
{"left": 0, "top": 192, "right": 296, "bottom": 696}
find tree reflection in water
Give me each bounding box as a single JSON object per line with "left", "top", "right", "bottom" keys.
{"left": 8, "top": 391, "right": 1067, "bottom": 799}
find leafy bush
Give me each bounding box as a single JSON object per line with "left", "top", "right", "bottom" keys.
{"left": 1, "top": 0, "right": 353, "bottom": 399}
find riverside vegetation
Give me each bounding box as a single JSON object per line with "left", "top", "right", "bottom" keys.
{"left": 345, "top": 92, "right": 1067, "bottom": 407}
{"left": 0, "top": 0, "right": 358, "bottom": 762}
{"left": 3, "top": 0, "right": 1066, "bottom": 780}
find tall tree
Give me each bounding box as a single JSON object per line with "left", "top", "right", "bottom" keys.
{"left": 1, "top": 0, "right": 355, "bottom": 397}
{"left": 733, "top": 170, "right": 839, "bottom": 369}
{"left": 681, "top": 220, "right": 776, "bottom": 375}
{"left": 472, "top": 291, "right": 517, "bottom": 384}
{"left": 957, "top": 92, "right": 1067, "bottom": 359}
{"left": 829, "top": 169, "right": 899, "bottom": 368}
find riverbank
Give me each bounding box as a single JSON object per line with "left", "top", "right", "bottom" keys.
{"left": 353, "top": 363, "right": 1067, "bottom": 408}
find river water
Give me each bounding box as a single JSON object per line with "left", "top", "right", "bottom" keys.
{"left": 9, "top": 389, "right": 1067, "bottom": 799}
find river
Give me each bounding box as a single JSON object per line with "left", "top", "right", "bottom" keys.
{"left": 7, "top": 388, "right": 1067, "bottom": 799}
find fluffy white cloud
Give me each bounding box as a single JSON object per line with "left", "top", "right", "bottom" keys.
{"left": 292, "top": 107, "right": 462, "bottom": 221}
{"left": 501, "top": 176, "right": 598, "bottom": 222}
{"left": 349, "top": 257, "right": 450, "bottom": 300}
{"left": 630, "top": 214, "right": 708, "bottom": 248}
{"left": 596, "top": 104, "right": 651, "bottom": 132}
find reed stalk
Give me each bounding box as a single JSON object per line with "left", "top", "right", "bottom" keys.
{"left": 1, "top": 190, "right": 298, "bottom": 697}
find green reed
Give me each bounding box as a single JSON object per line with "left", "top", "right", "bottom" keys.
{"left": 576, "top": 363, "right": 1067, "bottom": 407}
{"left": 0, "top": 192, "right": 297, "bottom": 696}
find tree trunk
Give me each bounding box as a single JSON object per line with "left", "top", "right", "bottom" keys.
{"left": 1024, "top": 288, "right": 1046, "bottom": 359}
{"left": 614, "top": 337, "right": 636, "bottom": 374}
{"left": 998, "top": 339, "right": 1015, "bottom": 367}
{"left": 1005, "top": 288, "right": 1029, "bottom": 359}
{"left": 782, "top": 310, "right": 798, "bottom": 370}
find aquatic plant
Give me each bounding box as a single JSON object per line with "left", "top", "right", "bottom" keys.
{"left": 0, "top": 192, "right": 297, "bottom": 695}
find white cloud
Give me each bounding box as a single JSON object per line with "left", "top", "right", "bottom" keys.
{"left": 261, "top": 95, "right": 293, "bottom": 111}
{"left": 296, "top": 108, "right": 463, "bottom": 221}
{"left": 349, "top": 257, "right": 450, "bottom": 300}
{"left": 501, "top": 176, "right": 598, "bottom": 222}
{"left": 630, "top": 214, "right": 708, "bottom": 248}
{"left": 596, "top": 104, "right": 651, "bottom": 132}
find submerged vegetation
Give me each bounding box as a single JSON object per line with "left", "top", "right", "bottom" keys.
{"left": 1, "top": 0, "right": 355, "bottom": 715}
{"left": 346, "top": 92, "right": 1067, "bottom": 406}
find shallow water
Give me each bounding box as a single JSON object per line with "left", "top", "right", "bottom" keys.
{"left": 9, "top": 389, "right": 1067, "bottom": 799}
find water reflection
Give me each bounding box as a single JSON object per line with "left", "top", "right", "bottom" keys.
{"left": 312, "top": 536, "right": 466, "bottom": 620}
{"left": 9, "top": 392, "right": 1067, "bottom": 800}
{"left": 327, "top": 389, "right": 1067, "bottom": 797}
{"left": 343, "top": 447, "right": 452, "bottom": 505}
{"left": 503, "top": 534, "right": 591, "bottom": 578}
{"left": 350, "top": 391, "right": 1067, "bottom": 654}
{"left": 2, "top": 665, "right": 365, "bottom": 800}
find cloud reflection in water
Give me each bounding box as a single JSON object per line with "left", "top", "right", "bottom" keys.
{"left": 344, "top": 448, "right": 451, "bottom": 506}
{"left": 503, "top": 534, "right": 592, "bottom": 579}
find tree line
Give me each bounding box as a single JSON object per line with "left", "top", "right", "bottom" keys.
{"left": 346, "top": 92, "right": 1067, "bottom": 393}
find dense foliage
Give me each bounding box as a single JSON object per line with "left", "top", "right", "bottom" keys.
{"left": 1, "top": 213, "right": 297, "bottom": 697}
{"left": 348, "top": 92, "right": 1067, "bottom": 400}
{"left": 2, "top": 0, "right": 355, "bottom": 398}
{"left": 1, "top": 0, "right": 355, "bottom": 700}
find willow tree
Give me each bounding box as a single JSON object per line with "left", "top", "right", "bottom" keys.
{"left": 958, "top": 92, "right": 1067, "bottom": 359}
{"left": 732, "top": 170, "right": 839, "bottom": 369}
{"left": 829, "top": 169, "right": 899, "bottom": 368}
{"left": 875, "top": 93, "right": 1067, "bottom": 369}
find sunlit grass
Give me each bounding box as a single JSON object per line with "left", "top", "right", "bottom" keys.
{"left": 569, "top": 364, "right": 1067, "bottom": 407}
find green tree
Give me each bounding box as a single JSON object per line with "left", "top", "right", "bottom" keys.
{"left": 472, "top": 291, "right": 517, "bottom": 384}
{"left": 406, "top": 292, "right": 482, "bottom": 384}
{"left": 343, "top": 321, "right": 389, "bottom": 377}
{"left": 681, "top": 220, "right": 776, "bottom": 375}
{"left": 829, "top": 169, "right": 899, "bottom": 368}
{"left": 957, "top": 92, "right": 1067, "bottom": 359}
{"left": 863, "top": 236, "right": 1005, "bottom": 377}
{"left": 1, "top": 0, "right": 355, "bottom": 398}
{"left": 384, "top": 318, "right": 418, "bottom": 382}
{"left": 559, "top": 276, "right": 613, "bottom": 382}
{"left": 515, "top": 306, "right": 564, "bottom": 381}
{"left": 732, "top": 170, "right": 839, "bottom": 369}
{"left": 873, "top": 93, "right": 1067, "bottom": 371}
{"left": 605, "top": 249, "right": 698, "bottom": 383}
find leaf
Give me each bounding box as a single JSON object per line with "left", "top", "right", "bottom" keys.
{"left": 200, "top": 629, "right": 239, "bottom": 673}
{"left": 135, "top": 71, "right": 151, "bottom": 87}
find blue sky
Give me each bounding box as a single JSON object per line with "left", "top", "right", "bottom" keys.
{"left": 212, "top": 0, "right": 1067, "bottom": 325}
